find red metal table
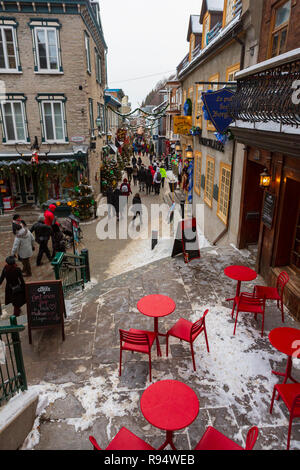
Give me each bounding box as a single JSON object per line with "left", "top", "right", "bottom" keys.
{"left": 140, "top": 380, "right": 199, "bottom": 450}
{"left": 137, "top": 295, "right": 176, "bottom": 357}
{"left": 269, "top": 327, "right": 300, "bottom": 387}
{"left": 224, "top": 265, "right": 257, "bottom": 316}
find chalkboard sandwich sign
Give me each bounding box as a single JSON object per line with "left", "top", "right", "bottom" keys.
{"left": 172, "top": 217, "right": 201, "bottom": 263}
{"left": 25, "top": 280, "right": 66, "bottom": 344}
{"left": 262, "top": 192, "right": 276, "bottom": 230}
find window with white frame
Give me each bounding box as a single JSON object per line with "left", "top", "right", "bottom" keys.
{"left": 1, "top": 100, "right": 28, "bottom": 143}
{"left": 0, "top": 26, "right": 19, "bottom": 72}
{"left": 85, "top": 32, "right": 91, "bottom": 73}
{"left": 35, "top": 27, "right": 59, "bottom": 71}
{"left": 41, "top": 101, "right": 65, "bottom": 142}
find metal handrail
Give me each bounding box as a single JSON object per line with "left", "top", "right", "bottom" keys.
{"left": 0, "top": 316, "right": 27, "bottom": 406}
{"left": 51, "top": 250, "right": 90, "bottom": 294}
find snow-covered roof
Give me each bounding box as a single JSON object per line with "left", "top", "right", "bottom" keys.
{"left": 207, "top": 0, "right": 224, "bottom": 11}
{"left": 191, "top": 15, "right": 203, "bottom": 34}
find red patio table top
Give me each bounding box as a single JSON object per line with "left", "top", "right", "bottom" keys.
{"left": 224, "top": 265, "right": 257, "bottom": 282}
{"left": 137, "top": 295, "right": 176, "bottom": 318}
{"left": 269, "top": 327, "right": 300, "bottom": 358}
{"left": 140, "top": 380, "right": 199, "bottom": 431}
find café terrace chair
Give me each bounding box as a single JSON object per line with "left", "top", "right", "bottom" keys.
{"left": 194, "top": 426, "right": 259, "bottom": 450}
{"left": 119, "top": 328, "right": 157, "bottom": 382}
{"left": 233, "top": 293, "right": 266, "bottom": 337}
{"left": 270, "top": 383, "right": 300, "bottom": 450}
{"left": 166, "top": 309, "right": 209, "bottom": 371}
{"left": 89, "top": 427, "right": 155, "bottom": 450}
{"left": 254, "top": 271, "right": 289, "bottom": 323}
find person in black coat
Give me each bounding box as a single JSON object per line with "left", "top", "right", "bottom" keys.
{"left": 146, "top": 168, "right": 153, "bottom": 195}
{"left": 137, "top": 157, "right": 142, "bottom": 168}
{"left": 0, "top": 256, "right": 26, "bottom": 317}
{"left": 138, "top": 165, "right": 146, "bottom": 192}
{"left": 131, "top": 156, "right": 137, "bottom": 167}
{"left": 31, "top": 215, "right": 52, "bottom": 266}
{"left": 12, "top": 214, "right": 22, "bottom": 234}
{"left": 132, "top": 193, "right": 142, "bottom": 222}
{"left": 113, "top": 187, "right": 121, "bottom": 221}
{"left": 106, "top": 186, "right": 115, "bottom": 219}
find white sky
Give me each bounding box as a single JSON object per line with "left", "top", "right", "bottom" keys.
{"left": 99, "top": 0, "right": 203, "bottom": 109}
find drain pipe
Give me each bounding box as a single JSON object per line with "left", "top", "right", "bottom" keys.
{"left": 212, "top": 35, "right": 245, "bottom": 246}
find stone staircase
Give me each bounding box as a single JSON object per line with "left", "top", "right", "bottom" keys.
{"left": 0, "top": 205, "right": 43, "bottom": 233}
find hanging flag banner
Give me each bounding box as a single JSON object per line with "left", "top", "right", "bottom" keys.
{"left": 201, "top": 88, "right": 235, "bottom": 134}
{"left": 173, "top": 116, "right": 192, "bottom": 135}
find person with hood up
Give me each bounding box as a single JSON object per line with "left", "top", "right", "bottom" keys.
{"left": 153, "top": 167, "right": 162, "bottom": 195}
{"left": 119, "top": 178, "right": 132, "bottom": 220}
{"left": 0, "top": 256, "right": 26, "bottom": 317}
{"left": 11, "top": 223, "right": 35, "bottom": 277}
{"left": 44, "top": 204, "right": 56, "bottom": 226}
{"left": 131, "top": 193, "right": 142, "bottom": 223}
{"left": 30, "top": 215, "right": 52, "bottom": 266}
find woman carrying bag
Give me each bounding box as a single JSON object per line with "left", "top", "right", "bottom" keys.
{"left": 0, "top": 256, "right": 26, "bottom": 317}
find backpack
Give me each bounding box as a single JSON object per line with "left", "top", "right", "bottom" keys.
{"left": 156, "top": 173, "right": 162, "bottom": 183}
{"left": 121, "top": 184, "right": 128, "bottom": 194}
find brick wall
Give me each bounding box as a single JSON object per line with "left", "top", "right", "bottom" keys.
{"left": 258, "top": 0, "right": 300, "bottom": 62}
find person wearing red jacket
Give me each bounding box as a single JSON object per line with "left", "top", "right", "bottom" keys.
{"left": 119, "top": 178, "right": 132, "bottom": 220}
{"left": 44, "top": 204, "right": 56, "bottom": 226}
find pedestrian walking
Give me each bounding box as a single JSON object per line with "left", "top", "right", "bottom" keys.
{"left": 12, "top": 214, "right": 22, "bottom": 234}
{"left": 125, "top": 164, "right": 133, "bottom": 183}
{"left": 146, "top": 167, "right": 153, "bottom": 195}
{"left": 132, "top": 156, "right": 137, "bottom": 167}
{"left": 149, "top": 165, "right": 155, "bottom": 193}
{"left": 51, "top": 223, "right": 66, "bottom": 257}
{"left": 132, "top": 165, "right": 139, "bottom": 186}
{"left": 131, "top": 193, "right": 142, "bottom": 222}
{"left": 106, "top": 186, "right": 115, "bottom": 219}
{"left": 11, "top": 224, "right": 35, "bottom": 277}
{"left": 44, "top": 204, "right": 56, "bottom": 226}
{"left": 138, "top": 165, "right": 146, "bottom": 192}
{"left": 160, "top": 165, "right": 167, "bottom": 189}
{"left": 0, "top": 256, "right": 26, "bottom": 317}
{"left": 113, "top": 186, "right": 121, "bottom": 221}
{"left": 30, "top": 215, "right": 52, "bottom": 266}
{"left": 119, "top": 178, "right": 132, "bottom": 219}
{"left": 138, "top": 156, "right": 142, "bottom": 168}
{"left": 149, "top": 154, "right": 153, "bottom": 165}
{"left": 154, "top": 168, "right": 162, "bottom": 195}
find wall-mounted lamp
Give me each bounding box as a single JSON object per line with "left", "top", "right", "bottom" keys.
{"left": 186, "top": 145, "right": 193, "bottom": 159}
{"left": 260, "top": 168, "right": 271, "bottom": 188}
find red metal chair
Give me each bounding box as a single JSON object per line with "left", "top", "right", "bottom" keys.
{"left": 166, "top": 310, "right": 209, "bottom": 371}
{"left": 270, "top": 383, "right": 300, "bottom": 450}
{"left": 194, "top": 425, "right": 259, "bottom": 450}
{"left": 119, "top": 329, "right": 157, "bottom": 382}
{"left": 89, "top": 427, "right": 155, "bottom": 450}
{"left": 233, "top": 292, "right": 266, "bottom": 337}
{"left": 254, "top": 271, "right": 289, "bottom": 323}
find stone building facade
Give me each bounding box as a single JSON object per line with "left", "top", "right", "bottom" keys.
{"left": 0, "top": 0, "right": 107, "bottom": 207}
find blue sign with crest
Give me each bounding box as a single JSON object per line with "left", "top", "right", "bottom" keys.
{"left": 202, "top": 88, "right": 235, "bottom": 134}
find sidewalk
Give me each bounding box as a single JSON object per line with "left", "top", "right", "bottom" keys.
{"left": 16, "top": 245, "right": 300, "bottom": 450}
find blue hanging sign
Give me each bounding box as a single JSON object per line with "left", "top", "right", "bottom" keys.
{"left": 201, "top": 88, "right": 235, "bottom": 134}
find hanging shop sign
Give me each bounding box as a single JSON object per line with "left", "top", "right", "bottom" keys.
{"left": 25, "top": 280, "right": 66, "bottom": 345}
{"left": 201, "top": 88, "right": 235, "bottom": 134}
{"left": 70, "top": 136, "right": 86, "bottom": 144}
{"left": 173, "top": 116, "right": 193, "bottom": 135}
{"left": 262, "top": 192, "right": 276, "bottom": 230}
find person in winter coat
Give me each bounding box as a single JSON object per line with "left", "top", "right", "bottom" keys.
{"left": 149, "top": 165, "right": 155, "bottom": 193}
{"left": 131, "top": 193, "right": 142, "bottom": 222}
{"left": 153, "top": 168, "right": 162, "bottom": 195}
{"left": 137, "top": 156, "right": 142, "bottom": 168}
{"left": 138, "top": 165, "right": 146, "bottom": 192}
{"left": 160, "top": 165, "right": 167, "bottom": 188}
{"left": 0, "top": 256, "right": 26, "bottom": 317}
{"left": 113, "top": 187, "right": 121, "bottom": 221}
{"left": 11, "top": 224, "right": 35, "bottom": 277}
{"left": 119, "top": 178, "right": 132, "bottom": 220}
{"left": 30, "top": 215, "right": 52, "bottom": 265}
{"left": 44, "top": 204, "right": 56, "bottom": 226}
{"left": 125, "top": 165, "right": 133, "bottom": 183}
{"left": 106, "top": 186, "right": 115, "bottom": 219}
{"left": 146, "top": 167, "right": 154, "bottom": 195}
{"left": 132, "top": 165, "right": 139, "bottom": 186}
{"left": 12, "top": 214, "right": 22, "bottom": 234}
{"left": 131, "top": 156, "right": 137, "bottom": 167}
{"left": 52, "top": 223, "right": 66, "bottom": 256}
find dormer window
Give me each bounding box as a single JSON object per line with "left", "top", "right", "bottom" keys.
{"left": 223, "top": 0, "right": 237, "bottom": 27}
{"left": 202, "top": 12, "right": 210, "bottom": 49}
{"left": 189, "top": 33, "right": 195, "bottom": 62}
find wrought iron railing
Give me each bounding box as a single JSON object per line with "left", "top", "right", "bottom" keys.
{"left": 177, "top": 53, "right": 189, "bottom": 76}
{"left": 0, "top": 316, "right": 27, "bottom": 407}
{"left": 206, "top": 22, "right": 222, "bottom": 45}
{"left": 229, "top": 58, "right": 300, "bottom": 127}
{"left": 51, "top": 250, "right": 90, "bottom": 294}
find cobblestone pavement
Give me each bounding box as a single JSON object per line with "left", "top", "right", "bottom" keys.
{"left": 13, "top": 246, "right": 300, "bottom": 451}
